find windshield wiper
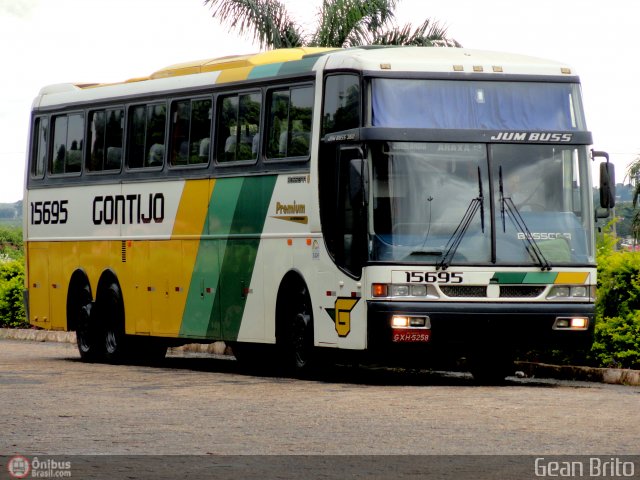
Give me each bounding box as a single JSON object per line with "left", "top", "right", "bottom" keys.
{"left": 437, "top": 167, "right": 485, "bottom": 270}
{"left": 499, "top": 166, "right": 551, "bottom": 271}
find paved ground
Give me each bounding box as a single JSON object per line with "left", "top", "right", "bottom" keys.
{"left": 2, "top": 339, "right": 639, "bottom": 457}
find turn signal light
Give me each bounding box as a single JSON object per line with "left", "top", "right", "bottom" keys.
{"left": 372, "top": 284, "right": 388, "bottom": 297}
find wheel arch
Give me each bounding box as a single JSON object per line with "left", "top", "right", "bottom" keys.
{"left": 66, "top": 269, "right": 92, "bottom": 332}
{"left": 275, "top": 269, "right": 312, "bottom": 339}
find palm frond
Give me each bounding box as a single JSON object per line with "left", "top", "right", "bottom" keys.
{"left": 312, "top": 0, "right": 398, "bottom": 47}
{"left": 204, "top": 0, "right": 304, "bottom": 49}
{"left": 372, "top": 18, "right": 461, "bottom": 47}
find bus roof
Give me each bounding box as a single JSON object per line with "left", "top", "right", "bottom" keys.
{"left": 33, "top": 47, "right": 577, "bottom": 109}
{"left": 322, "top": 47, "right": 575, "bottom": 77}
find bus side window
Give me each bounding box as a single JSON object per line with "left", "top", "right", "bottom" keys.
{"left": 31, "top": 116, "right": 48, "bottom": 178}
{"left": 216, "top": 92, "right": 261, "bottom": 164}
{"left": 266, "top": 85, "right": 313, "bottom": 159}
{"left": 51, "top": 113, "right": 83, "bottom": 175}
{"left": 322, "top": 74, "right": 360, "bottom": 136}
{"left": 170, "top": 97, "right": 212, "bottom": 167}
{"left": 87, "top": 108, "right": 123, "bottom": 172}
{"left": 127, "top": 103, "right": 166, "bottom": 169}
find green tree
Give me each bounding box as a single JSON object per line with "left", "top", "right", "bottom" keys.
{"left": 204, "top": 0, "right": 460, "bottom": 49}
{"left": 625, "top": 155, "right": 640, "bottom": 240}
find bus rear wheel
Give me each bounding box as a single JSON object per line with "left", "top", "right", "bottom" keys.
{"left": 99, "top": 281, "right": 130, "bottom": 364}
{"left": 74, "top": 285, "right": 102, "bottom": 362}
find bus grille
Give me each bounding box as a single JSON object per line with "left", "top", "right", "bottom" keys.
{"left": 499, "top": 286, "right": 545, "bottom": 298}
{"left": 440, "top": 286, "right": 487, "bottom": 298}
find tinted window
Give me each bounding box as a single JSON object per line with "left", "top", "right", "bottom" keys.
{"left": 31, "top": 116, "right": 48, "bottom": 178}
{"left": 51, "top": 113, "right": 83, "bottom": 175}
{"left": 127, "top": 103, "right": 166, "bottom": 169}
{"left": 267, "top": 85, "right": 313, "bottom": 159}
{"left": 170, "top": 98, "right": 212, "bottom": 166}
{"left": 87, "top": 108, "right": 124, "bottom": 172}
{"left": 216, "top": 92, "right": 261, "bottom": 163}
{"left": 322, "top": 75, "right": 360, "bottom": 136}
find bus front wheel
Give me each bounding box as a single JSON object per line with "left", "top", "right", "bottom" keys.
{"left": 276, "top": 278, "right": 315, "bottom": 376}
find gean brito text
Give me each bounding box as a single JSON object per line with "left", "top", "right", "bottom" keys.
{"left": 93, "top": 193, "right": 165, "bottom": 225}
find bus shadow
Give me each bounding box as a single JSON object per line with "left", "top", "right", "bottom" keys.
{"left": 59, "top": 350, "right": 567, "bottom": 387}
{"left": 64, "top": 352, "right": 562, "bottom": 388}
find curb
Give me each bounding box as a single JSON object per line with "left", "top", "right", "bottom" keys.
{"left": 2, "top": 329, "right": 639, "bottom": 386}
{"left": 0, "top": 328, "right": 231, "bottom": 356}
{"left": 515, "top": 361, "right": 640, "bottom": 387}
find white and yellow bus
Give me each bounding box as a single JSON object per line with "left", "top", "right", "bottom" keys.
{"left": 24, "top": 47, "right": 614, "bottom": 381}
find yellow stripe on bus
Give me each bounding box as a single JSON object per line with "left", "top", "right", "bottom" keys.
{"left": 172, "top": 179, "right": 215, "bottom": 238}
{"left": 554, "top": 272, "right": 589, "bottom": 284}
{"left": 216, "top": 67, "right": 254, "bottom": 84}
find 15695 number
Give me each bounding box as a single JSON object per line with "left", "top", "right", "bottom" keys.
{"left": 30, "top": 200, "right": 69, "bottom": 225}
{"left": 405, "top": 271, "right": 463, "bottom": 284}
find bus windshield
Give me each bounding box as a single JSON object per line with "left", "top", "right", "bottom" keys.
{"left": 369, "top": 142, "right": 594, "bottom": 266}
{"left": 371, "top": 79, "right": 586, "bottom": 131}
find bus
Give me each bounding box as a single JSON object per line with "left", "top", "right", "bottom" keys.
{"left": 23, "top": 46, "right": 614, "bottom": 382}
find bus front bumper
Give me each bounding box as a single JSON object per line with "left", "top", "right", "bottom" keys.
{"left": 367, "top": 300, "right": 595, "bottom": 353}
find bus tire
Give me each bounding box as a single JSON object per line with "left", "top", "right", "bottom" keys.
{"left": 73, "top": 284, "right": 102, "bottom": 362}
{"left": 469, "top": 349, "right": 514, "bottom": 385}
{"left": 276, "top": 277, "right": 315, "bottom": 376}
{"left": 99, "top": 281, "right": 130, "bottom": 364}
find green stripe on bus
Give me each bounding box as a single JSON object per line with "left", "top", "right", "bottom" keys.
{"left": 212, "top": 175, "right": 277, "bottom": 341}
{"left": 180, "top": 178, "right": 244, "bottom": 338}
{"left": 523, "top": 272, "right": 558, "bottom": 284}
{"left": 277, "top": 57, "right": 320, "bottom": 76}
{"left": 491, "top": 272, "right": 558, "bottom": 284}
{"left": 248, "top": 63, "right": 284, "bottom": 80}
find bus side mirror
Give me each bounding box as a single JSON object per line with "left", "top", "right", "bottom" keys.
{"left": 592, "top": 150, "right": 615, "bottom": 209}
{"left": 599, "top": 161, "right": 615, "bottom": 209}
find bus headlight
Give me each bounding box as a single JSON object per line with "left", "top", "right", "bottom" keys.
{"left": 547, "top": 285, "right": 594, "bottom": 301}
{"left": 372, "top": 283, "right": 439, "bottom": 299}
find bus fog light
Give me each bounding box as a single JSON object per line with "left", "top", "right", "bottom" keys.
{"left": 409, "top": 316, "right": 431, "bottom": 328}
{"left": 553, "top": 317, "right": 588, "bottom": 330}
{"left": 570, "top": 317, "right": 588, "bottom": 329}
{"left": 392, "top": 316, "right": 409, "bottom": 328}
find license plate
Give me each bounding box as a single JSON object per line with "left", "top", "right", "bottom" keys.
{"left": 392, "top": 329, "right": 431, "bottom": 343}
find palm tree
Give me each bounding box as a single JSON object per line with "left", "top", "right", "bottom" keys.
{"left": 203, "top": 0, "right": 461, "bottom": 49}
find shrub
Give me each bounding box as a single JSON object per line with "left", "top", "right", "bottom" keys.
{"left": 0, "top": 259, "right": 28, "bottom": 328}
{"left": 591, "top": 222, "right": 640, "bottom": 369}
{"left": 591, "top": 312, "right": 640, "bottom": 369}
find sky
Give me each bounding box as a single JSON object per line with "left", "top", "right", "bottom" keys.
{"left": 0, "top": 0, "right": 637, "bottom": 203}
